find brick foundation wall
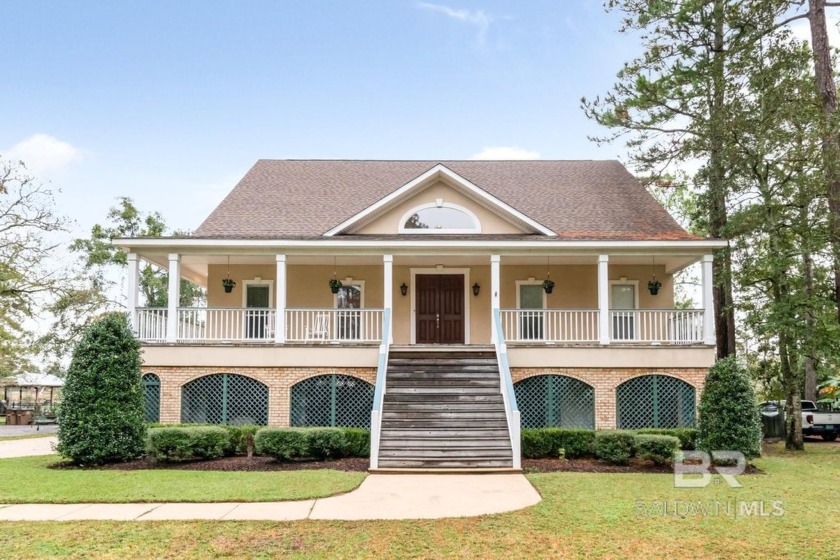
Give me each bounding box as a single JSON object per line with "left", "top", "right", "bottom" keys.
{"left": 144, "top": 365, "right": 708, "bottom": 430}
{"left": 511, "top": 368, "right": 708, "bottom": 429}
{"left": 143, "top": 366, "right": 377, "bottom": 426}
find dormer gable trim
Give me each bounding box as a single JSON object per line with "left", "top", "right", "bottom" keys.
{"left": 322, "top": 163, "right": 556, "bottom": 237}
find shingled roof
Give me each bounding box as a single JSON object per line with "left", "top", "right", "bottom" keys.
{"left": 193, "top": 160, "right": 698, "bottom": 241}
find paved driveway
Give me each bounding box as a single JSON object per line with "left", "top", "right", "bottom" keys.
{"left": 0, "top": 436, "right": 57, "bottom": 458}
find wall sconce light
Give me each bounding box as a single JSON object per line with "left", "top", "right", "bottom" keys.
{"left": 472, "top": 282, "right": 481, "bottom": 296}
{"left": 400, "top": 283, "right": 408, "bottom": 296}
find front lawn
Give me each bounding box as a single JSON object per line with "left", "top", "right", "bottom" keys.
{"left": 0, "top": 455, "right": 365, "bottom": 503}
{"left": 0, "top": 441, "right": 837, "bottom": 559}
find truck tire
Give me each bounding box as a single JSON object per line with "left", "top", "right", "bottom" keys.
{"left": 822, "top": 434, "right": 838, "bottom": 442}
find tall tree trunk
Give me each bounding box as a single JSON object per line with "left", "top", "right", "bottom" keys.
{"left": 709, "top": 0, "right": 737, "bottom": 358}
{"left": 808, "top": 0, "right": 840, "bottom": 323}
{"left": 803, "top": 245, "right": 818, "bottom": 402}
{"left": 781, "top": 329, "right": 804, "bottom": 451}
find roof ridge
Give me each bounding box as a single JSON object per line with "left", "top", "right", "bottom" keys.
{"left": 254, "top": 158, "right": 617, "bottom": 163}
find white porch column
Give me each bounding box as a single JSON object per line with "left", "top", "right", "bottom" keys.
{"left": 383, "top": 255, "right": 393, "bottom": 343}
{"left": 491, "top": 255, "right": 501, "bottom": 343}
{"left": 126, "top": 253, "right": 139, "bottom": 333}
{"left": 702, "top": 254, "right": 715, "bottom": 345}
{"left": 275, "top": 254, "right": 287, "bottom": 344}
{"left": 598, "top": 254, "right": 610, "bottom": 345}
{"left": 165, "top": 253, "right": 181, "bottom": 343}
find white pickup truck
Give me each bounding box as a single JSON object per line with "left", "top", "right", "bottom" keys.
{"left": 802, "top": 400, "right": 840, "bottom": 442}
{"left": 759, "top": 400, "right": 840, "bottom": 441}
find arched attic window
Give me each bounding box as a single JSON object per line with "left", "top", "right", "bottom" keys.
{"left": 398, "top": 202, "right": 481, "bottom": 233}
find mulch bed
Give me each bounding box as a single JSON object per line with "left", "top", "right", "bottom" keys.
{"left": 51, "top": 455, "right": 761, "bottom": 474}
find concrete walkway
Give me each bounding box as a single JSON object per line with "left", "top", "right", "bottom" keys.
{"left": 0, "top": 474, "right": 541, "bottom": 521}
{"left": 0, "top": 436, "right": 57, "bottom": 458}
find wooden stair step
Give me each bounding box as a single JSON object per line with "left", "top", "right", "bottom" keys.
{"left": 379, "top": 448, "right": 513, "bottom": 458}
{"left": 379, "top": 439, "right": 512, "bottom": 448}
{"left": 381, "top": 429, "right": 510, "bottom": 438}
{"left": 377, "top": 459, "right": 513, "bottom": 469}
{"left": 384, "top": 394, "right": 503, "bottom": 403}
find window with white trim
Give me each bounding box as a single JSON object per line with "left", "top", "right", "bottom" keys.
{"left": 399, "top": 202, "right": 480, "bottom": 233}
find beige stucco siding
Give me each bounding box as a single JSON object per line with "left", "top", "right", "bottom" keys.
{"left": 208, "top": 264, "right": 388, "bottom": 309}
{"left": 355, "top": 181, "right": 525, "bottom": 234}
{"left": 499, "top": 264, "right": 673, "bottom": 309}
{"left": 206, "top": 263, "right": 675, "bottom": 346}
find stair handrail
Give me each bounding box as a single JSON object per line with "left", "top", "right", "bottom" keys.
{"left": 369, "top": 307, "right": 391, "bottom": 469}
{"left": 493, "top": 307, "right": 521, "bottom": 469}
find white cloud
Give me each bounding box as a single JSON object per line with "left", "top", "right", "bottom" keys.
{"left": 5, "top": 134, "right": 82, "bottom": 175}
{"left": 417, "top": 2, "right": 497, "bottom": 46}
{"left": 789, "top": 13, "right": 840, "bottom": 49}
{"left": 470, "top": 146, "right": 541, "bottom": 160}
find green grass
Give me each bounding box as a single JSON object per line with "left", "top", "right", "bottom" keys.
{"left": 0, "top": 455, "right": 365, "bottom": 504}
{"left": 0, "top": 442, "right": 837, "bottom": 559}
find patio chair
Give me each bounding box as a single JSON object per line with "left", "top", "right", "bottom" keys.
{"left": 304, "top": 313, "right": 330, "bottom": 343}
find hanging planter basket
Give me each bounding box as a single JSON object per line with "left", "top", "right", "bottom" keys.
{"left": 329, "top": 279, "right": 342, "bottom": 294}
{"left": 648, "top": 279, "right": 661, "bottom": 296}
{"left": 222, "top": 278, "right": 236, "bottom": 293}
{"left": 542, "top": 279, "right": 555, "bottom": 294}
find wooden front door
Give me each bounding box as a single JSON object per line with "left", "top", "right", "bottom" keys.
{"left": 415, "top": 274, "right": 465, "bottom": 344}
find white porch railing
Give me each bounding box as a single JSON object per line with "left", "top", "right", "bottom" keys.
{"left": 500, "top": 309, "right": 600, "bottom": 343}
{"left": 500, "top": 308, "right": 704, "bottom": 344}
{"left": 135, "top": 307, "right": 384, "bottom": 343}
{"left": 285, "top": 308, "right": 384, "bottom": 343}
{"left": 174, "top": 308, "right": 277, "bottom": 341}
{"left": 136, "top": 308, "right": 168, "bottom": 341}
{"left": 609, "top": 309, "right": 704, "bottom": 343}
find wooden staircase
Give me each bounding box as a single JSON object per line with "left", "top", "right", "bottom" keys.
{"left": 377, "top": 349, "right": 514, "bottom": 469}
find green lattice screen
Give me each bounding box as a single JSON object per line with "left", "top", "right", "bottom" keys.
{"left": 290, "top": 374, "right": 374, "bottom": 428}
{"left": 514, "top": 375, "right": 595, "bottom": 429}
{"left": 181, "top": 373, "right": 269, "bottom": 425}
{"left": 616, "top": 375, "right": 695, "bottom": 429}
{"left": 142, "top": 373, "right": 160, "bottom": 423}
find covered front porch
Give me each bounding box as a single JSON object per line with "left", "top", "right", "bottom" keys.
{"left": 124, "top": 242, "right": 718, "bottom": 348}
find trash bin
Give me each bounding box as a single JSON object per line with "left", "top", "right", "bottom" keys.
{"left": 19, "top": 410, "right": 32, "bottom": 425}
{"left": 5, "top": 411, "right": 17, "bottom": 425}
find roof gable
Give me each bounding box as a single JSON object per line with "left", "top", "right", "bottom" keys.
{"left": 193, "top": 160, "right": 699, "bottom": 241}
{"left": 325, "top": 164, "right": 554, "bottom": 236}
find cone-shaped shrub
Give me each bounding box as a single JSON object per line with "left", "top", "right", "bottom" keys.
{"left": 697, "top": 356, "right": 762, "bottom": 459}
{"left": 57, "top": 313, "right": 146, "bottom": 465}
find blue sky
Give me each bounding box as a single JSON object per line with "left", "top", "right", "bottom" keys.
{"left": 1, "top": 1, "right": 636, "bottom": 237}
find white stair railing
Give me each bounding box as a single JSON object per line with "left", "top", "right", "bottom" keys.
{"left": 369, "top": 308, "right": 391, "bottom": 470}
{"left": 493, "top": 308, "right": 521, "bottom": 469}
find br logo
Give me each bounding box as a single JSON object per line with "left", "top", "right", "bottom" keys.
{"left": 673, "top": 451, "right": 746, "bottom": 488}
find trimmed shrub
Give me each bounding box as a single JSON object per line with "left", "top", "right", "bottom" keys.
{"left": 594, "top": 430, "right": 636, "bottom": 465}
{"left": 57, "top": 313, "right": 146, "bottom": 465}
{"left": 521, "top": 428, "right": 595, "bottom": 459}
{"left": 341, "top": 428, "right": 371, "bottom": 457}
{"left": 255, "top": 428, "right": 310, "bottom": 460}
{"left": 634, "top": 434, "right": 680, "bottom": 466}
{"left": 307, "top": 428, "right": 348, "bottom": 459}
{"left": 147, "top": 426, "right": 229, "bottom": 461}
{"left": 637, "top": 428, "right": 698, "bottom": 450}
{"left": 698, "top": 357, "right": 762, "bottom": 459}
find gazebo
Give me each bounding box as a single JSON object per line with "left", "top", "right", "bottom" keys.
{"left": 1, "top": 373, "right": 64, "bottom": 414}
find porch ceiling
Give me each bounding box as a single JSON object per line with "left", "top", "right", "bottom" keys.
{"left": 138, "top": 253, "right": 704, "bottom": 287}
